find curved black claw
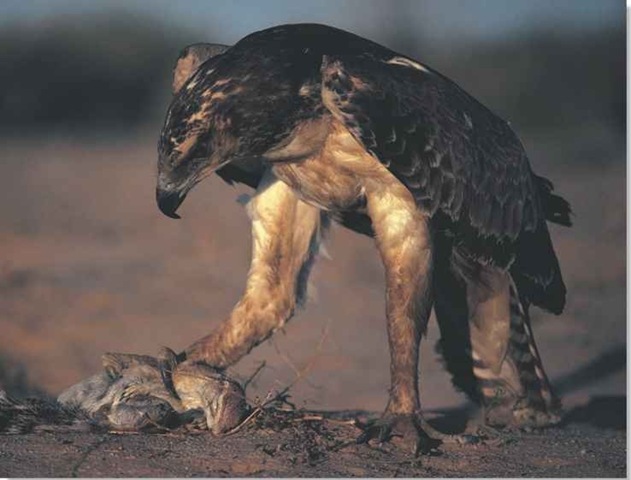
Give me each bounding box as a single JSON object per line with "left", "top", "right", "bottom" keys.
{"left": 469, "top": 423, "right": 523, "bottom": 447}
{"left": 356, "top": 414, "right": 441, "bottom": 455}
{"left": 419, "top": 418, "right": 481, "bottom": 445}
{"left": 158, "top": 346, "right": 187, "bottom": 397}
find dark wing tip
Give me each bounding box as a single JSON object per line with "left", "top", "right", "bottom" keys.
{"left": 535, "top": 174, "right": 572, "bottom": 227}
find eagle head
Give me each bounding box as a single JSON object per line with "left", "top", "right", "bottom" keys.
{"left": 156, "top": 43, "right": 231, "bottom": 219}
{"left": 156, "top": 34, "right": 323, "bottom": 219}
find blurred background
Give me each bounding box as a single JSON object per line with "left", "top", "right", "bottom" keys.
{"left": 0, "top": 0, "right": 625, "bottom": 422}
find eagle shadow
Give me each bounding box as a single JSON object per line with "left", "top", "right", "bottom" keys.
{"left": 428, "top": 344, "right": 626, "bottom": 433}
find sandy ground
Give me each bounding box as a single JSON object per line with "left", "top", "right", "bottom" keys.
{"left": 0, "top": 129, "right": 626, "bottom": 476}
{"left": 0, "top": 418, "right": 626, "bottom": 477}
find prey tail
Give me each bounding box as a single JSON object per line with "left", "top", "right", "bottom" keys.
{"left": 0, "top": 390, "right": 94, "bottom": 434}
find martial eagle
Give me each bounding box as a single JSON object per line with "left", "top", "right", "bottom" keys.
{"left": 156, "top": 24, "right": 571, "bottom": 453}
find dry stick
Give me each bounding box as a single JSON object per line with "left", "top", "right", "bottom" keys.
{"left": 220, "top": 390, "right": 275, "bottom": 436}
{"left": 290, "top": 415, "right": 324, "bottom": 422}
{"left": 221, "top": 319, "right": 333, "bottom": 437}
{"left": 271, "top": 338, "right": 319, "bottom": 390}
{"left": 243, "top": 360, "right": 267, "bottom": 393}
{"left": 267, "top": 318, "right": 331, "bottom": 405}
{"left": 70, "top": 436, "right": 109, "bottom": 477}
{"left": 286, "top": 414, "right": 358, "bottom": 426}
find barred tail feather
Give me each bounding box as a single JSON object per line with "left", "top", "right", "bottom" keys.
{"left": 507, "top": 280, "right": 562, "bottom": 416}
{"left": 472, "top": 279, "right": 561, "bottom": 426}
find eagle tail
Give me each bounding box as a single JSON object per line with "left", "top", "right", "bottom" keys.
{"left": 510, "top": 176, "right": 570, "bottom": 315}
{"left": 535, "top": 174, "right": 572, "bottom": 227}
{"left": 510, "top": 219, "right": 567, "bottom": 315}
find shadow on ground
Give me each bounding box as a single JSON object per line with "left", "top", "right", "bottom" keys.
{"left": 428, "top": 346, "right": 627, "bottom": 434}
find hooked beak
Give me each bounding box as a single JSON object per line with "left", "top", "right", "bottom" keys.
{"left": 155, "top": 157, "right": 232, "bottom": 219}
{"left": 156, "top": 186, "right": 187, "bottom": 219}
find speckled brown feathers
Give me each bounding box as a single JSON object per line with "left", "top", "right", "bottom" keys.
{"left": 321, "top": 54, "right": 540, "bottom": 241}
{"left": 171, "top": 43, "right": 230, "bottom": 95}
{"left": 155, "top": 24, "right": 572, "bottom": 446}
{"left": 159, "top": 23, "right": 570, "bottom": 315}
{"left": 320, "top": 51, "right": 569, "bottom": 313}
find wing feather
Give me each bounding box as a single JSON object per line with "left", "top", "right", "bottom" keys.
{"left": 321, "top": 53, "right": 542, "bottom": 268}
{"left": 174, "top": 23, "right": 570, "bottom": 314}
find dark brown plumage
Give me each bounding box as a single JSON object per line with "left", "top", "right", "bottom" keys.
{"left": 155, "top": 23, "right": 571, "bottom": 451}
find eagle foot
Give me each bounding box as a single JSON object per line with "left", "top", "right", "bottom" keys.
{"left": 510, "top": 404, "right": 562, "bottom": 430}
{"left": 356, "top": 414, "right": 442, "bottom": 456}
{"left": 484, "top": 397, "right": 562, "bottom": 431}
{"left": 419, "top": 417, "right": 481, "bottom": 445}
{"left": 469, "top": 423, "right": 522, "bottom": 447}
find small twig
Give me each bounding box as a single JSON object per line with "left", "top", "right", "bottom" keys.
{"left": 288, "top": 413, "right": 359, "bottom": 426}
{"left": 290, "top": 414, "right": 324, "bottom": 422}
{"left": 325, "top": 418, "right": 360, "bottom": 427}
{"left": 220, "top": 389, "right": 276, "bottom": 436}
{"left": 271, "top": 338, "right": 319, "bottom": 389}
{"left": 220, "top": 321, "right": 332, "bottom": 437}
{"left": 243, "top": 361, "right": 266, "bottom": 392}
{"left": 221, "top": 405, "right": 265, "bottom": 436}
{"left": 274, "top": 405, "right": 296, "bottom": 412}
{"left": 70, "top": 436, "right": 109, "bottom": 477}
{"left": 270, "top": 319, "right": 332, "bottom": 403}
